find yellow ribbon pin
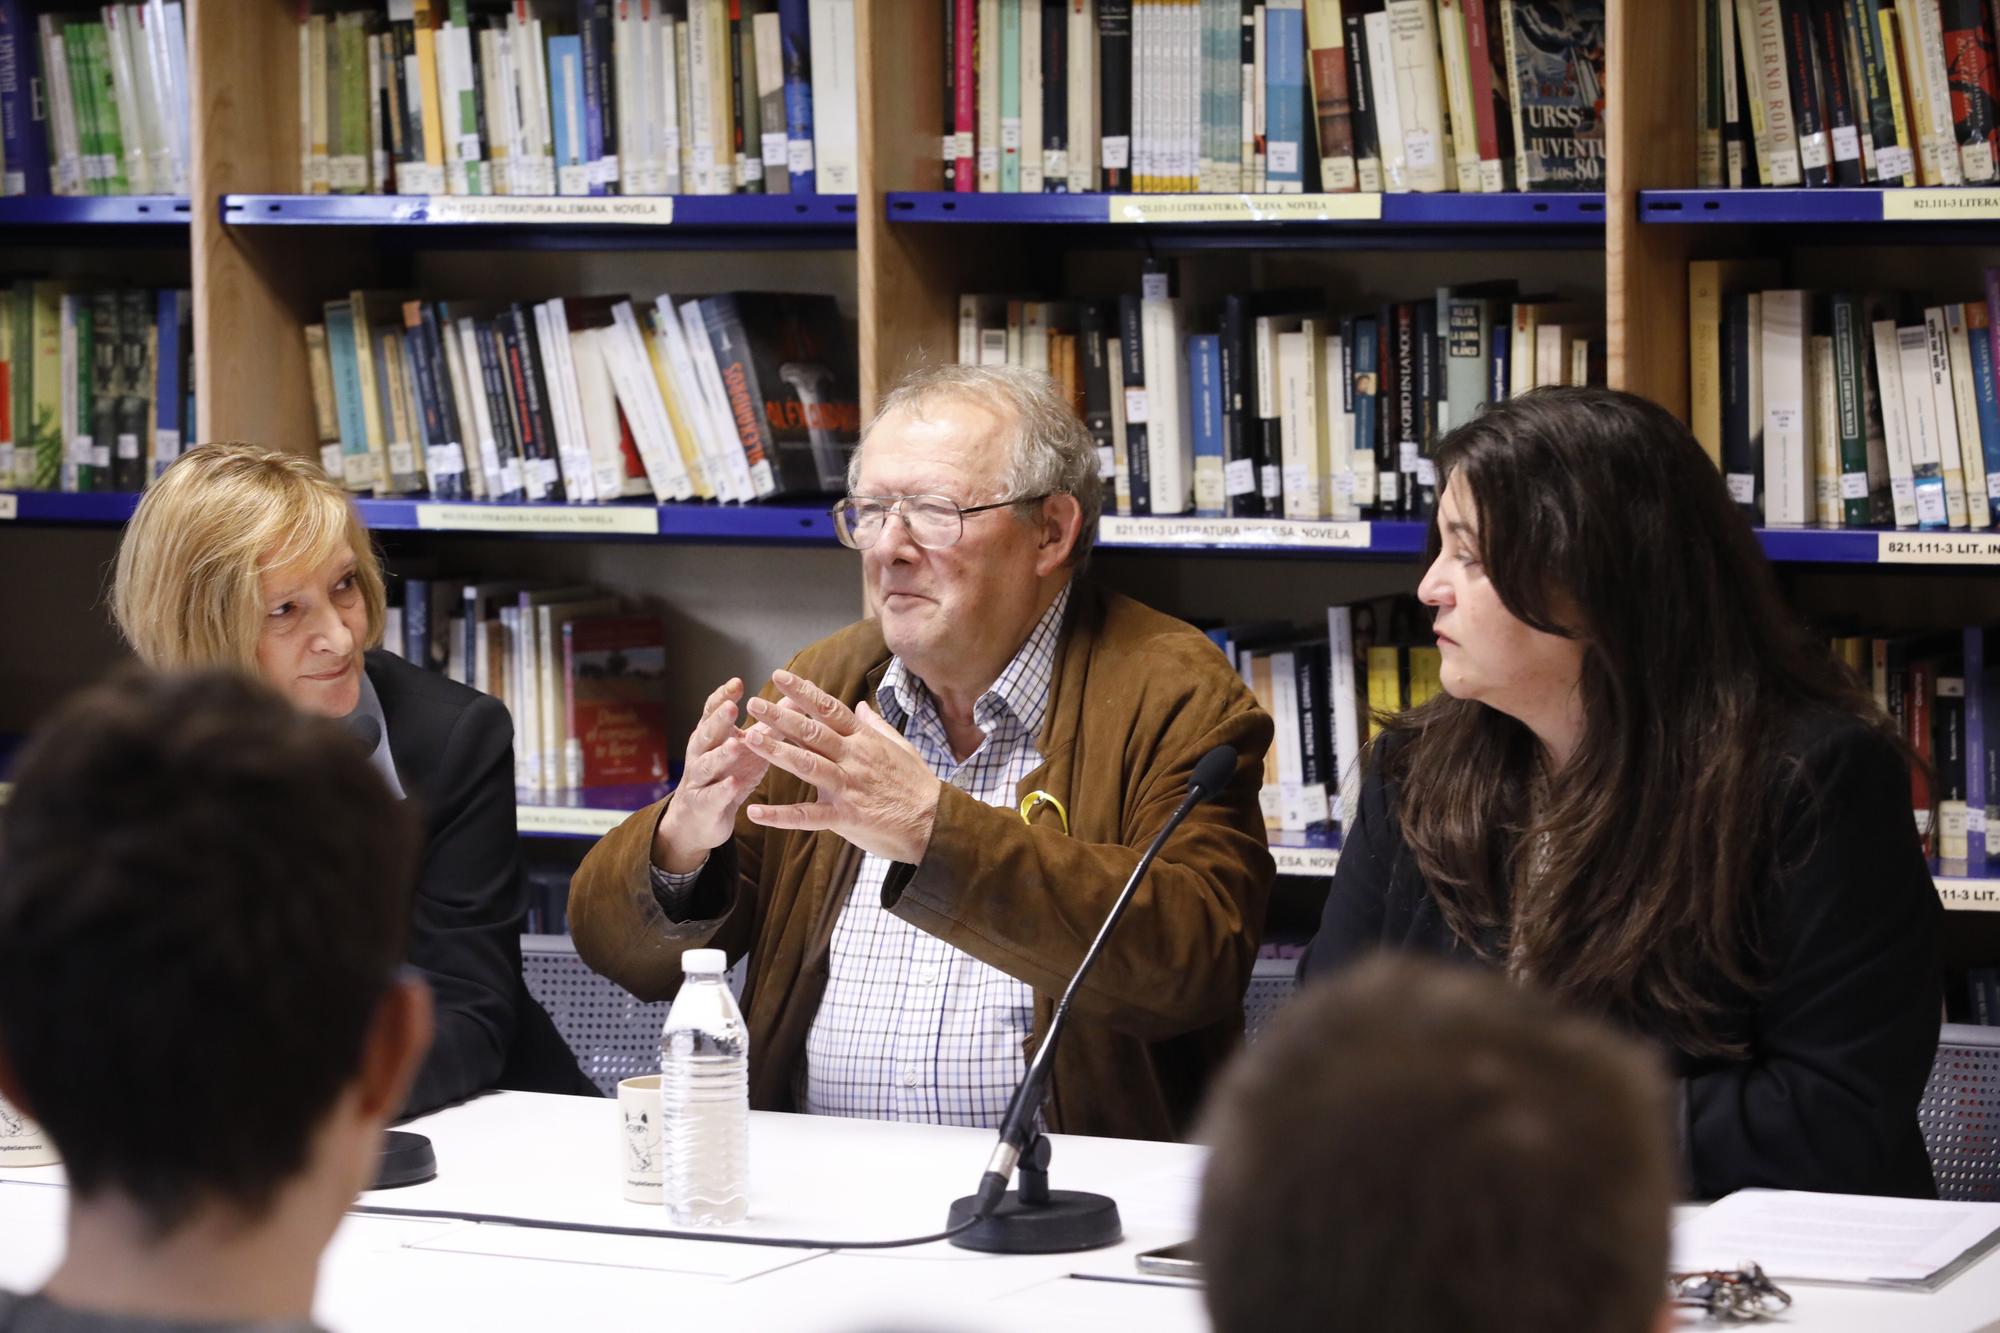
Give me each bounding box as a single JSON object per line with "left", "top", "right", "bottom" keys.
{"left": 1018, "top": 790, "right": 1070, "bottom": 836}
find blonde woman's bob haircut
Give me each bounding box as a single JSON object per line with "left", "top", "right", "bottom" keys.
{"left": 111, "top": 443, "right": 386, "bottom": 673}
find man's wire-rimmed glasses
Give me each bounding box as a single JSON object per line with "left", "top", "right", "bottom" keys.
{"left": 829, "top": 493, "right": 1052, "bottom": 550}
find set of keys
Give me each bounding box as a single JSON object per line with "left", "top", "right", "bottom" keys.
{"left": 1668, "top": 1263, "right": 1794, "bottom": 1322}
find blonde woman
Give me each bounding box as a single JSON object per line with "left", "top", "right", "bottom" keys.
{"left": 112, "top": 442, "right": 594, "bottom": 1114}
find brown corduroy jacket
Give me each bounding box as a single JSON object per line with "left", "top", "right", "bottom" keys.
{"left": 567, "top": 582, "right": 1275, "bottom": 1141}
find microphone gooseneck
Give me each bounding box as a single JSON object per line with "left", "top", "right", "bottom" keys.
{"left": 948, "top": 743, "right": 1239, "bottom": 1252}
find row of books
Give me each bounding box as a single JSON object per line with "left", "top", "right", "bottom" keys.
{"left": 301, "top": 288, "right": 857, "bottom": 503}
{"left": 939, "top": 0, "right": 1605, "bottom": 195}
{"left": 1827, "top": 624, "right": 1997, "bottom": 873}
{"left": 1696, "top": 0, "right": 2000, "bottom": 189}
{"left": 958, "top": 268, "right": 1599, "bottom": 521}
{"left": 1208, "top": 595, "right": 1438, "bottom": 838}
{"left": 378, "top": 571, "right": 672, "bottom": 793}
{"left": 294, "top": 0, "right": 856, "bottom": 198}
{"left": 0, "top": 2, "right": 190, "bottom": 198}
{"left": 1688, "top": 259, "right": 2000, "bottom": 530}
{"left": 0, "top": 284, "right": 193, "bottom": 494}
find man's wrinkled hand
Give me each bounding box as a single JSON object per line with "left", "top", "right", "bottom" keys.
{"left": 739, "top": 668, "right": 940, "bottom": 865}
{"left": 651, "top": 677, "right": 770, "bottom": 875}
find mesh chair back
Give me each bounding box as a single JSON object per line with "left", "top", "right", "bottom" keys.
{"left": 1921, "top": 1023, "right": 2000, "bottom": 1202}
{"left": 521, "top": 936, "right": 670, "bottom": 1097}
{"left": 1244, "top": 956, "right": 1299, "bottom": 1043}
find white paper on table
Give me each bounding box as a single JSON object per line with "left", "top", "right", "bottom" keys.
{"left": 1672, "top": 1190, "right": 2000, "bottom": 1289}
{"left": 1105, "top": 1162, "right": 1207, "bottom": 1235}
{"left": 403, "top": 1219, "right": 828, "bottom": 1283}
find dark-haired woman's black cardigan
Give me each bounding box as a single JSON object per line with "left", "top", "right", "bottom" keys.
{"left": 369, "top": 650, "right": 597, "bottom": 1114}
{"left": 1301, "top": 716, "right": 1943, "bottom": 1200}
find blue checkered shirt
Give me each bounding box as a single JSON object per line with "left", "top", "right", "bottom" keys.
{"left": 654, "top": 584, "right": 1070, "bottom": 1128}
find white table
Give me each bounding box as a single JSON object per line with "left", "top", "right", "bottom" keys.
{"left": 3, "top": 1091, "right": 1998, "bottom": 1332}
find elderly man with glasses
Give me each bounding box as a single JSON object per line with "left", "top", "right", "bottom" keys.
{"left": 570, "top": 364, "right": 1273, "bottom": 1143}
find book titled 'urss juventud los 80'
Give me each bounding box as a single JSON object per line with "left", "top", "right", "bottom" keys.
{"left": 1505, "top": 0, "right": 1604, "bottom": 188}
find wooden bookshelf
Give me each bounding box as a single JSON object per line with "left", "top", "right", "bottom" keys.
{"left": 4, "top": 0, "right": 1999, "bottom": 930}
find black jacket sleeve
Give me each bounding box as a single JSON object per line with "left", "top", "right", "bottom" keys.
{"left": 1684, "top": 722, "right": 1943, "bottom": 1199}
{"left": 399, "top": 692, "right": 529, "bottom": 1116}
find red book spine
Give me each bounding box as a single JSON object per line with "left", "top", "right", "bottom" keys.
{"left": 1942, "top": 0, "right": 2000, "bottom": 178}
{"left": 1463, "top": 0, "right": 1502, "bottom": 188}
{"left": 956, "top": 0, "right": 979, "bottom": 190}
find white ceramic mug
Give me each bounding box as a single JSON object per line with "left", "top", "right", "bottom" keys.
{"left": 0, "top": 1093, "right": 58, "bottom": 1168}
{"left": 618, "top": 1075, "right": 662, "bottom": 1204}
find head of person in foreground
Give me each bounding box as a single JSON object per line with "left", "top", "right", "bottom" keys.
{"left": 0, "top": 668, "right": 430, "bottom": 1324}
{"left": 1197, "top": 954, "right": 1675, "bottom": 1333}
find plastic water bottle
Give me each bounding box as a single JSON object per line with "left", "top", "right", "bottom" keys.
{"left": 659, "top": 948, "right": 749, "bottom": 1225}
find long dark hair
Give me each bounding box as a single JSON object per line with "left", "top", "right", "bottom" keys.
{"left": 1381, "top": 387, "right": 1887, "bottom": 1058}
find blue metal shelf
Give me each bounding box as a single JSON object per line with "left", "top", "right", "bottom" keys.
{"left": 222, "top": 193, "right": 857, "bottom": 248}
{"left": 0, "top": 491, "right": 839, "bottom": 541}
{"left": 517, "top": 782, "right": 673, "bottom": 838}
{"left": 1, "top": 490, "right": 141, "bottom": 522}
{"left": 352, "top": 497, "right": 838, "bottom": 541}
{"left": 888, "top": 190, "right": 1604, "bottom": 226}
{"left": 7, "top": 492, "right": 1988, "bottom": 565}
{"left": 1097, "top": 516, "right": 1428, "bottom": 557}
{"left": 0, "top": 195, "right": 190, "bottom": 227}
{"left": 1641, "top": 188, "right": 2000, "bottom": 225}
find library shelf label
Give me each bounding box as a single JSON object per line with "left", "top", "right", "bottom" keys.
{"left": 517, "top": 805, "right": 631, "bottom": 837}
{"left": 413, "top": 196, "right": 676, "bottom": 226}
{"left": 1271, "top": 844, "right": 1339, "bottom": 876}
{"left": 1880, "top": 189, "right": 2000, "bottom": 220}
{"left": 1106, "top": 193, "right": 1384, "bottom": 224}
{"left": 1937, "top": 881, "right": 2000, "bottom": 912}
{"left": 1876, "top": 532, "right": 2000, "bottom": 565}
{"left": 0, "top": 494, "right": 15, "bottom": 521}
{"left": 1101, "top": 516, "right": 1374, "bottom": 548}
{"left": 414, "top": 503, "right": 661, "bottom": 535}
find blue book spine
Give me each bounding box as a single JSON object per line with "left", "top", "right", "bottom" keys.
{"left": 1264, "top": 2, "right": 1304, "bottom": 191}
{"left": 547, "top": 35, "right": 585, "bottom": 188}
{"left": 576, "top": 1, "right": 613, "bottom": 194}
{"left": 1489, "top": 317, "right": 1511, "bottom": 404}
{"left": 0, "top": 0, "right": 49, "bottom": 196}
{"left": 1975, "top": 324, "right": 2000, "bottom": 527}
{"left": 1353, "top": 315, "right": 1379, "bottom": 513}
{"left": 1969, "top": 626, "right": 1988, "bottom": 875}
{"left": 151, "top": 289, "right": 185, "bottom": 478}
{"left": 323, "top": 303, "right": 370, "bottom": 487}
{"left": 1191, "top": 333, "right": 1224, "bottom": 516}
{"left": 778, "top": 0, "right": 815, "bottom": 194}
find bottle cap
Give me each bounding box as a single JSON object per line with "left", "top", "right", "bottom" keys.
{"left": 682, "top": 948, "right": 727, "bottom": 976}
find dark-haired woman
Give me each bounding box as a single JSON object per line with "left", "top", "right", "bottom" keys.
{"left": 1303, "top": 386, "right": 1942, "bottom": 1200}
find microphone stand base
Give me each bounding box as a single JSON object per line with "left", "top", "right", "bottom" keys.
{"left": 945, "top": 1190, "right": 1123, "bottom": 1254}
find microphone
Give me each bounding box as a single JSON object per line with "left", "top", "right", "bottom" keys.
{"left": 948, "top": 743, "right": 1240, "bottom": 1254}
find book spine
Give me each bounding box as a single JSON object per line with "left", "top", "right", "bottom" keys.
{"left": 1809, "top": 0, "right": 1866, "bottom": 182}
{"left": 1119, "top": 292, "right": 1150, "bottom": 515}
{"left": 1781, "top": 0, "right": 1833, "bottom": 184}
{"left": 778, "top": 0, "right": 817, "bottom": 192}
{"left": 1830, "top": 294, "right": 1873, "bottom": 526}
{"left": 0, "top": 1, "right": 50, "bottom": 196}
{"left": 1045, "top": 0, "right": 1069, "bottom": 190}
{"left": 1941, "top": 0, "right": 2000, "bottom": 179}
{"left": 1949, "top": 303, "right": 1993, "bottom": 528}
{"left": 1099, "top": 0, "right": 1132, "bottom": 187}
{"left": 1342, "top": 8, "right": 1380, "bottom": 189}
{"left": 1971, "top": 308, "right": 2000, "bottom": 527}
{"left": 1220, "top": 294, "right": 1263, "bottom": 516}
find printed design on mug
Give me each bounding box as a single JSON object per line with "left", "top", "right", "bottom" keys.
{"left": 624, "top": 1109, "right": 656, "bottom": 1174}
{"left": 0, "top": 1102, "right": 26, "bottom": 1138}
